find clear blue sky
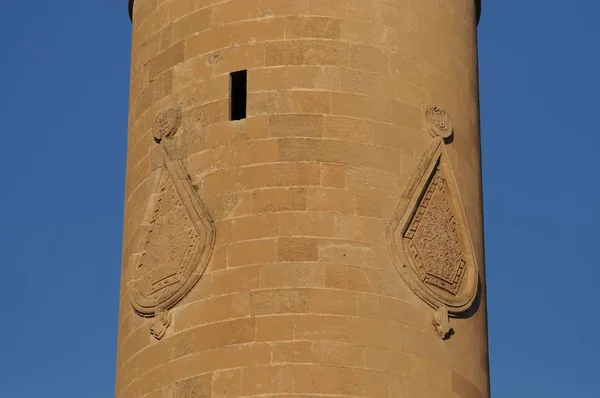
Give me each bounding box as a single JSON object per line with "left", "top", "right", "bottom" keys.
{"left": 0, "top": 1, "right": 598, "bottom": 397}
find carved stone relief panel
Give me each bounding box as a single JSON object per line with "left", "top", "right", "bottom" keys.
{"left": 387, "top": 106, "right": 479, "bottom": 338}
{"left": 404, "top": 167, "right": 467, "bottom": 296}
{"left": 432, "top": 306, "right": 453, "bottom": 340}
{"left": 127, "top": 106, "right": 215, "bottom": 340}
{"left": 425, "top": 106, "right": 453, "bottom": 139}
{"left": 154, "top": 106, "right": 182, "bottom": 142}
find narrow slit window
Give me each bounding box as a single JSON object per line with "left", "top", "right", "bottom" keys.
{"left": 230, "top": 70, "right": 247, "bottom": 120}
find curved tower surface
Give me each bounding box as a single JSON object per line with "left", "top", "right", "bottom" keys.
{"left": 116, "top": 0, "right": 489, "bottom": 397}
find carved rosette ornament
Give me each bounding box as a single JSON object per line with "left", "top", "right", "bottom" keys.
{"left": 425, "top": 106, "right": 453, "bottom": 139}
{"left": 387, "top": 106, "right": 479, "bottom": 339}
{"left": 127, "top": 106, "right": 215, "bottom": 340}
{"left": 153, "top": 106, "right": 182, "bottom": 143}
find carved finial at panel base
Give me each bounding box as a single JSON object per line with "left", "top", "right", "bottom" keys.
{"left": 127, "top": 119, "right": 215, "bottom": 340}
{"left": 149, "top": 308, "right": 172, "bottom": 340}
{"left": 425, "top": 106, "right": 453, "bottom": 139}
{"left": 154, "top": 105, "right": 183, "bottom": 142}
{"left": 432, "top": 306, "right": 453, "bottom": 340}
{"left": 387, "top": 136, "right": 479, "bottom": 321}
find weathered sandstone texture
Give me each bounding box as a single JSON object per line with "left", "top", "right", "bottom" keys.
{"left": 116, "top": 1, "right": 489, "bottom": 397}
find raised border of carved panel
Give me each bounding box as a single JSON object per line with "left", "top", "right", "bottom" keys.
{"left": 387, "top": 116, "right": 479, "bottom": 318}
{"left": 126, "top": 106, "right": 215, "bottom": 339}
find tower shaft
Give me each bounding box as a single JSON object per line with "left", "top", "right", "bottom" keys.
{"left": 117, "top": 1, "right": 489, "bottom": 397}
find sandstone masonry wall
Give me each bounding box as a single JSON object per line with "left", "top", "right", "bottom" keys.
{"left": 116, "top": 0, "right": 490, "bottom": 397}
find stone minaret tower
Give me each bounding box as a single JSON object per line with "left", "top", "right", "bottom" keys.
{"left": 116, "top": 0, "right": 489, "bottom": 397}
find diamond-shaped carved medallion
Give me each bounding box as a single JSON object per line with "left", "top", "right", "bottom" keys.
{"left": 405, "top": 168, "right": 466, "bottom": 295}
{"left": 127, "top": 145, "right": 215, "bottom": 317}
{"left": 387, "top": 138, "right": 478, "bottom": 314}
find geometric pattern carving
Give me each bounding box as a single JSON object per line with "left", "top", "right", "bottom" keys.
{"left": 131, "top": 167, "right": 196, "bottom": 297}
{"left": 387, "top": 137, "right": 478, "bottom": 315}
{"left": 127, "top": 109, "right": 215, "bottom": 339}
{"left": 405, "top": 168, "right": 466, "bottom": 295}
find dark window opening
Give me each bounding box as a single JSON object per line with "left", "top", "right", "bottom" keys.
{"left": 230, "top": 70, "right": 247, "bottom": 120}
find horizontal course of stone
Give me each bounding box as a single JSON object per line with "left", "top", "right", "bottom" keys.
{"left": 128, "top": 0, "right": 482, "bottom": 23}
